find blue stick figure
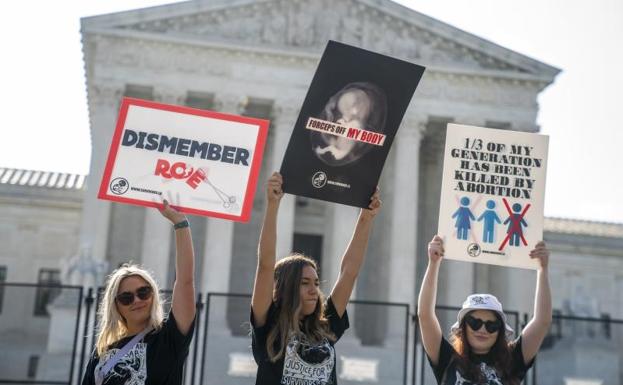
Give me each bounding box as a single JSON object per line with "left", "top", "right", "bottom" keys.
{"left": 452, "top": 197, "right": 475, "bottom": 240}
{"left": 503, "top": 203, "right": 528, "bottom": 246}
{"left": 477, "top": 200, "right": 502, "bottom": 243}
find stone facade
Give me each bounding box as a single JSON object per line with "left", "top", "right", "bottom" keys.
{"left": 79, "top": 0, "right": 560, "bottom": 382}
{"left": 538, "top": 219, "right": 623, "bottom": 385}
{"left": 4, "top": 0, "right": 622, "bottom": 383}
{"left": 79, "top": 0, "right": 559, "bottom": 310}
{"left": 2, "top": 168, "right": 622, "bottom": 383}
{"left": 0, "top": 168, "right": 84, "bottom": 381}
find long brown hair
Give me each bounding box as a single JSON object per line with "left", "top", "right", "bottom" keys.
{"left": 449, "top": 311, "right": 518, "bottom": 385}
{"left": 266, "top": 254, "right": 335, "bottom": 362}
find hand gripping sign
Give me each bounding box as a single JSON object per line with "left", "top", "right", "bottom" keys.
{"left": 98, "top": 98, "right": 269, "bottom": 222}
{"left": 437, "top": 124, "right": 549, "bottom": 270}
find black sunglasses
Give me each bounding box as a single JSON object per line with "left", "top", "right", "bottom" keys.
{"left": 465, "top": 315, "right": 502, "bottom": 334}
{"left": 116, "top": 286, "right": 153, "bottom": 306}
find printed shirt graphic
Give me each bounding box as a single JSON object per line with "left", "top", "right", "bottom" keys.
{"left": 427, "top": 337, "right": 533, "bottom": 385}
{"left": 95, "top": 342, "right": 148, "bottom": 385}
{"left": 251, "top": 297, "right": 349, "bottom": 385}
{"left": 81, "top": 311, "right": 194, "bottom": 385}
{"left": 281, "top": 334, "right": 335, "bottom": 385}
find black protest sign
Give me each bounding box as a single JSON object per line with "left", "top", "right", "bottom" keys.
{"left": 280, "top": 40, "right": 425, "bottom": 208}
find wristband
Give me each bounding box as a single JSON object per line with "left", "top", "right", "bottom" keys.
{"left": 173, "top": 219, "right": 189, "bottom": 230}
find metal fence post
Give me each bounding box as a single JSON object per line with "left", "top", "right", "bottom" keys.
{"left": 190, "top": 293, "right": 203, "bottom": 385}
{"left": 199, "top": 292, "right": 211, "bottom": 384}
{"left": 412, "top": 310, "right": 418, "bottom": 385}
{"left": 80, "top": 287, "right": 95, "bottom": 373}
{"left": 403, "top": 304, "right": 410, "bottom": 385}
{"left": 68, "top": 286, "right": 84, "bottom": 385}
{"left": 77, "top": 288, "right": 94, "bottom": 385}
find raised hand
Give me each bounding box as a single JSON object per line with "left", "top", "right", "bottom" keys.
{"left": 266, "top": 172, "right": 284, "bottom": 204}
{"left": 361, "top": 187, "right": 382, "bottom": 220}
{"left": 158, "top": 198, "right": 187, "bottom": 225}
{"left": 428, "top": 235, "right": 445, "bottom": 263}
{"left": 529, "top": 241, "right": 550, "bottom": 269}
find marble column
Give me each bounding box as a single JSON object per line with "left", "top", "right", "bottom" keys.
{"left": 388, "top": 120, "right": 424, "bottom": 309}
{"left": 200, "top": 94, "right": 243, "bottom": 294}
{"left": 47, "top": 82, "right": 124, "bottom": 384}
{"left": 76, "top": 82, "right": 125, "bottom": 274}
{"left": 325, "top": 204, "right": 360, "bottom": 292}
{"left": 139, "top": 87, "right": 185, "bottom": 287}
{"left": 140, "top": 209, "right": 171, "bottom": 287}
{"left": 202, "top": 218, "right": 235, "bottom": 293}
{"left": 153, "top": 86, "right": 185, "bottom": 107}
{"left": 490, "top": 267, "right": 536, "bottom": 327}
{"left": 271, "top": 103, "right": 299, "bottom": 259}
{"left": 387, "top": 118, "right": 424, "bottom": 385}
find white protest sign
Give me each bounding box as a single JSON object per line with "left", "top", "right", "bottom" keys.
{"left": 437, "top": 124, "right": 549, "bottom": 269}
{"left": 98, "top": 98, "right": 269, "bottom": 222}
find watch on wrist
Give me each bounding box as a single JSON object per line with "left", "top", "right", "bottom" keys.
{"left": 173, "top": 219, "right": 189, "bottom": 230}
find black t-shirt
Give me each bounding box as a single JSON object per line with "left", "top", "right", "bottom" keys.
{"left": 81, "top": 311, "right": 195, "bottom": 385}
{"left": 427, "top": 336, "right": 534, "bottom": 385}
{"left": 251, "top": 297, "right": 349, "bottom": 385}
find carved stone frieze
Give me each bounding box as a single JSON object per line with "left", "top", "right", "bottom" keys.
{"left": 401, "top": 115, "right": 428, "bottom": 138}
{"left": 213, "top": 94, "right": 246, "bottom": 114}
{"left": 272, "top": 103, "right": 300, "bottom": 123}
{"left": 88, "top": 32, "right": 323, "bottom": 81}
{"left": 91, "top": 35, "right": 233, "bottom": 77}
{"left": 417, "top": 72, "right": 540, "bottom": 108}
{"left": 114, "top": 0, "right": 525, "bottom": 73}
{"left": 154, "top": 87, "right": 186, "bottom": 105}
{"left": 87, "top": 82, "right": 124, "bottom": 108}
{"left": 87, "top": 31, "right": 542, "bottom": 112}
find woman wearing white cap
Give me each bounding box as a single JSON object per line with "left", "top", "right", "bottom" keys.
{"left": 418, "top": 235, "right": 551, "bottom": 385}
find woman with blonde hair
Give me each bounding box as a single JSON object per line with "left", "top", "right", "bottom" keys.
{"left": 251, "top": 172, "right": 381, "bottom": 385}
{"left": 81, "top": 200, "right": 196, "bottom": 385}
{"left": 418, "top": 235, "right": 552, "bottom": 385}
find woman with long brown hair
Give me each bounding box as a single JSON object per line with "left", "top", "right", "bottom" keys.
{"left": 251, "top": 172, "right": 381, "bottom": 385}
{"left": 81, "top": 200, "right": 196, "bottom": 385}
{"left": 418, "top": 235, "right": 552, "bottom": 385}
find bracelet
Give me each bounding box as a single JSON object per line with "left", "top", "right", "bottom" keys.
{"left": 173, "top": 219, "right": 189, "bottom": 230}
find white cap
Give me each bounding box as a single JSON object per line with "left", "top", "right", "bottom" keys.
{"left": 451, "top": 294, "right": 514, "bottom": 338}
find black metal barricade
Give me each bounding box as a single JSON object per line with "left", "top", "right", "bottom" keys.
{"left": 0, "top": 283, "right": 83, "bottom": 385}
{"left": 199, "top": 293, "right": 411, "bottom": 385}
{"left": 531, "top": 313, "right": 623, "bottom": 385}
{"left": 5, "top": 282, "right": 623, "bottom": 385}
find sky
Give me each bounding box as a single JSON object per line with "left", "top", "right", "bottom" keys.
{"left": 0, "top": 0, "right": 621, "bottom": 223}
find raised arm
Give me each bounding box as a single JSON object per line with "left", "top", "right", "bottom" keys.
{"left": 251, "top": 172, "right": 283, "bottom": 327}
{"left": 330, "top": 188, "right": 381, "bottom": 317}
{"left": 521, "top": 241, "right": 552, "bottom": 364}
{"left": 417, "top": 235, "right": 444, "bottom": 365}
{"left": 159, "top": 200, "right": 195, "bottom": 335}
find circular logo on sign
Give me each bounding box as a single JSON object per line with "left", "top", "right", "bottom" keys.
{"left": 311, "top": 172, "right": 327, "bottom": 188}
{"left": 110, "top": 177, "right": 130, "bottom": 195}
{"left": 467, "top": 243, "right": 481, "bottom": 257}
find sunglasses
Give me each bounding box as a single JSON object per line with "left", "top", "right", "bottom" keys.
{"left": 465, "top": 315, "right": 502, "bottom": 333}
{"left": 115, "top": 286, "right": 153, "bottom": 306}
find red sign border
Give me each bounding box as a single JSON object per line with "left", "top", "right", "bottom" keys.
{"left": 97, "top": 97, "right": 269, "bottom": 223}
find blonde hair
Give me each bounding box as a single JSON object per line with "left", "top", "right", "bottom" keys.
{"left": 266, "top": 254, "right": 335, "bottom": 362}
{"left": 95, "top": 264, "right": 164, "bottom": 356}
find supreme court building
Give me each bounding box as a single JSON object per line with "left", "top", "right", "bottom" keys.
{"left": 2, "top": 0, "right": 623, "bottom": 384}
{"left": 79, "top": 0, "right": 562, "bottom": 317}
